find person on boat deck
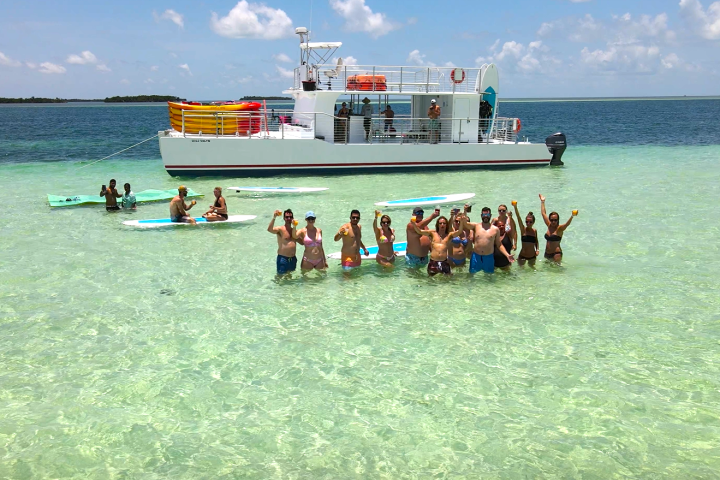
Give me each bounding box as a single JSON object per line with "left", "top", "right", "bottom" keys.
{"left": 427, "top": 99, "right": 441, "bottom": 144}
{"left": 293, "top": 211, "right": 327, "bottom": 272}
{"left": 448, "top": 208, "right": 472, "bottom": 268}
{"left": 169, "top": 185, "right": 197, "bottom": 224}
{"left": 202, "top": 187, "right": 228, "bottom": 222}
{"left": 512, "top": 201, "right": 539, "bottom": 266}
{"left": 337, "top": 101, "right": 350, "bottom": 142}
{"left": 100, "top": 179, "right": 122, "bottom": 212}
{"left": 414, "top": 216, "right": 458, "bottom": 276}
{"left": 539, "top": 194, "right": 577, "bottom": 264}
{"left": 492, "top": 220, "right": 514, "bottom": 271}
{"left": 405, "top": 206, "right": 440, "bottom": 268}
{"left": 334, "top": 209, "right": 369, "bottom": 270}
{"left": 460, "top": 207, "right": 514, "bottom": 274}
{"left": 268, "top": 209, "right": 298, "bottom": 275}
{"left": 361, "top": 97, "right": 373, "bottom": 141}
{"left": 121, "top": 183, "right": 136, "bottom": 210}
{"left": 373, "top": 211, "right": 397, "bottom": 267}
{"left": 381, "top": 105, "right": 394, "bottom": 132}
{"left": 493, "top": 204, "right": 518, "bottom": 251}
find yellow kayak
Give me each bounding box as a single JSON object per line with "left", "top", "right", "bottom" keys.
{"left": 167, "top": 101, "right": 262, "bottom": 111}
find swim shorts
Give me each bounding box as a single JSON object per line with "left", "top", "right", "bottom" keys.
{"left": 170, "top": 214, "right": 185, "bottom": 223}
{"left": 405, "top": 253, "right": 429, "bottom": 268}
{"left": 342, "top": 256, "right": 361, "bottom": 269}
{"left": 106, "top": 205, "right": 120, "bottom": 212}
{"left": 428, "top": 260, "right": 451, "bottom": 276}
{"left": 277, "top": 255, "right": 297, "bottom": 274}
{"left": 469, "top": 252, "right": 494, "bottom": 274}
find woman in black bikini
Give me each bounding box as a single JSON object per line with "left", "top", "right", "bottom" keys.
{"left": 203, "top": 187, "right": 228, "bottom": 222}
{"left": 512, "top": 201, "right": 539, "bottom": 266}
{"left": 539, "top": 194, "right": 577, "bottom": 264}
{"left": 492, "top": 220, "right": 514, "bottom": 270}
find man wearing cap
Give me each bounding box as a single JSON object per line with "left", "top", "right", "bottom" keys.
{"left": 361, "top": 97, "right": 373, "bottom": 142}
{"left": 337, "top": 101, "right": 350, "bottom": 142}
{"left": 405, "top": 206, "right": 440, "bottom": 268}
{"left": 427, "top": 99, "right": 441, "bottom": 144}
{"left": 169, "top": 186, "right": 197, "bottom": 224}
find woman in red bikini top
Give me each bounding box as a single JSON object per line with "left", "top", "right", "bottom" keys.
{"left": 293, "top": 211, "right": 327, "bottom": 272}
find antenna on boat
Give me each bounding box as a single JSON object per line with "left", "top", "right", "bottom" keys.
{"left": 309, "top": 0, "right": 313, "bottom": 41}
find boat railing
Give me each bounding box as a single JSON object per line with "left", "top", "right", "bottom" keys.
{"left": 294, "top": 64, "right": 482, "bottom": 94}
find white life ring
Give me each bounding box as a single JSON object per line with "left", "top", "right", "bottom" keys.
{"left": 451, "top": 68, "right": 465, "bottom": 84}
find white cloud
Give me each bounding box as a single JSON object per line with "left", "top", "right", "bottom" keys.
{"left": 169, "top": 52, "right": 178, "bottom": 58}
{"left": 120, "top": 79, "right": 130, "bottom": 85}
{"left": 26, "top": 62, "right": 37, "bottom": 69}
{"left": 210, "top": 1, "right": 293, "bottom": 40}
{"left": 443, "top": 61, "right": 457, "bottom": 68}
{"left": 237, "top": 75, "right": 253, "bottom": 83}
{"left": 475, "top": 40, "right": 558, "bottom": 74}
{"left": 276, "top": 65, "right": 294, "bottom": 78}
{"left": 661, "top": 53, "right": 681, "bottom": 68}
{"left": 151, "top": 65, "right": 160, "bottom": 71}
{"left": 179, "top": 63, "right": 192, "bottom": 75}
{"left": 334, "top": 55, "right": 358, "bottom": 65}
{"left": 406, "top": 49, "right": 435, "bottom": 67}
{"left": 407, "top": 17, "right": 418, "bottom": 25}
{"left": 38, "top": 62, "right": 66, "bottom": 74}
{"left": 272, "top": 53, "right": 292, "bottom": 63}
{"left": 580, "top": 44, "right": 661, "bottom": 73}
{"left": 154, "top": 9, "right": 184, "bottom": 28}
{"left": 66, "top": 51, "right": 97, "bottom": 65}
{"left": 330, "top": 0, "right": 400, "bottom": 38}
{"left": 0, "top": 51, "right": 21, "bottom": 67}
{"left": 144, "top": 78, "right": 155, "bottom": 84}
{"left": 679, "top": 0, "right": 720, "bottom": 39}
{"left": 96, "top": 64, "right": 111, "bottom": 72}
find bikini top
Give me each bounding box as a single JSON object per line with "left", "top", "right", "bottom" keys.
{"left": 544, "top": 233, "right": 562, "bottom": 242}
{"left": 303, "top": 231, "right": 322, "bottom": 247}
{"left": 214, "top": 197, "right": 223, "bottom": 208}
{"left": 521, "top": 234, "right": 537, "bottom": 243}
{"left": 451, "top": 236, "right": 468, "bottom": 246}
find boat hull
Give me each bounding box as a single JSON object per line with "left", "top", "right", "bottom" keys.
{"left": 159, "top": 132, "right": 552, "bottom": 177}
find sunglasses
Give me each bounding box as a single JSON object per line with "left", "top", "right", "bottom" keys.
{"left": 306, "top": 217, "right": 316, "bottom": 221}
{"left": 381, "top": 221, "right": 390, "bottom": 225}
{"left": 498, "top": 209, "right": 507, "bottom": 213}
{"left": 351, "top": 216, "right": 360, "bottom": 220}
{"left": 284, "top": 216, "right": 293, "bottom": 219}
{"left": 550, "top": 218, "right": 559, "bottom": 222}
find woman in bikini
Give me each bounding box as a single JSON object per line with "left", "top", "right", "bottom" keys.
{"left": 492, "top": 204, "right": 517, "bottom": 251}
{"left": 202, "top": 187, "right": 228, "bottom": 222}
{"left": 373, "top": 211, "right": 397, "bottom": 267}
{"left": 492, "top": 220, "right": 514, "bottom": 271}
{"left": 413, "top": 216, "right": 458, "bottom": 276}
{"left": 293, "top": 211, "right": 327, "bottom": 272}
{"left": 512, "top": 201, "right": 539, "bottom": 266}
{"left": 539, "top": 194, "right": 577, "bottom": 264}
{"left": 448, "top": 209, "right": 471, "bottom": 268}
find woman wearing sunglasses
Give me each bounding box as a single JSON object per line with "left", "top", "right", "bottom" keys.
{"left": 512, "top": 201, "right": 539, "bottom": 266}
{"left": 413, "top": 216, "right": 458, "bottom": 276}
{"left": 539, "top": 194, "right": 577, "bottom": 264}
{"left": 493, "top": 204, "right": 517, "bottom": 251}
{"left": 373, "top": 211, "right": 397, "bottom": 267}
{"left": 293, "top": 211, "right": 328, "bottom": 272}
{"left": 447, "top": 209, "right": 472, "bottom": 268}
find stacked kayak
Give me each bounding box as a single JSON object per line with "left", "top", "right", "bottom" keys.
{"left": 48, "top": 188, "right": 203, "bottom": 207}
{"left": 168, "top": 102, "right": 262, "bottom": 135}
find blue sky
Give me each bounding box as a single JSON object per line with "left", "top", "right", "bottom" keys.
{"left": 1, "top": 0, "right": 719, "bottom": 98}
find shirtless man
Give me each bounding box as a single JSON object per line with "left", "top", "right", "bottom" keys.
{"left": 334, "top": 209, "right": 369, "bottom": 270}
{"left": 268, "top": 209, "right": 298, "bottom": 275}
{"left": 169, "top": 185, "right": 197, "bottom": 224}
{"left": 405, "top": 206, "right": 440, "bottom": 268}
{"left": 100, "top": 179, "right": 122, "bottom": 212}
{"left": 414, "top": 216, "right": 458, "bottom": 276}
{"left": 460, "top": 207, "right": 514, "bottom": 274}
{"left": 427, "top": 99, "right": 441, "bottom": 144}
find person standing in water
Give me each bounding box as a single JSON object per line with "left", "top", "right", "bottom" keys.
{"left": 448, "top": 207, "right": 472, "bottom": 268}
{"left": 202, "top": 187, "right": 228, "bottom": 222}
{"left": 121, "top": 183, "right": 136, "bottom": 210}
{"left": 461, "top": 207, "right": 514, "bottom": 274}
{"left": 512, "top": 201, "right": 539, "bottom": 266}
{"left": 493, "top": 204, "right": 517, "bottom": 251}
{"left": 100, "top": 179, "right": 122, "bottom": 212}
{"left": 169, "top": 185, "right": 197, "bottom": 224}
{"left": 373, "top": 211, "right": 397, "bottom": 267}
{"left": 334, "top": 209, "right": 369, "bottom": 270}
{"left": 414, "top": 216, "right": 458, "bottom": 276}
{"left": 492, "top": 220, "right": 514, "bottom": 271}
{"left": 268, "top": 209, "right": 298, "bottom": 275}
{"left": 539, "top": 194, "right": 577, "bottom": 264}
{"left": 405, "top": 207, "right": 440, "bottom": 268}
{"left": 293, "top": 211, "right": 327, "bottom": 272}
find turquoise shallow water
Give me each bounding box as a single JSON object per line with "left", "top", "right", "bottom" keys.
{"left": 2, "top": 102, "right": 720, "bottom": 477}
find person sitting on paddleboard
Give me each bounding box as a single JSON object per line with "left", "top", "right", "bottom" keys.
{"left": 268, "top": 209, "right": 297, "bottom": 275}
{"left": 334, "top": 210, "right": 369, "bottom": 270}
{"left": 539, "top": 194, "right": 577, "bottom": 265}
{"left": 414, "top": 216, "right": 458, "bottom": 276}
{"left": 121, "top": 183, "right": 136, "bottom": 210}
{"left": 460, "top": 207, "right": 514, "bottom": 274}
{"left": 169, "top": 185, "right": 197, "bottom": 224}
{"left": 293, "top": 211, "right": 327, "bottom": 272}
{"left": 100, "top": 179, "right": 122, "bottom": 212}
{"left": 373, "top": 210, "right": 396, "bottom": 267}
{"left": 405, "top": 207, "right": 439, "bottom": 268}
{"left": 202, "top": 187, "right": 228, "bottom": 222}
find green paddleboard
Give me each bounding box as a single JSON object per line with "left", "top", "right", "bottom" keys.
{"left": 47, "top": 188, "right": 203, "bottom": 207}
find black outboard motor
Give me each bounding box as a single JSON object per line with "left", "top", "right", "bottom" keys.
{"left": 545, "top": 132, "right": 567, "bottom": 166}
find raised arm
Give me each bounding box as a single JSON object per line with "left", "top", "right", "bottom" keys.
{"left": 417, "top": 211, "right": 438, "bottom": 229}
{"left": 508, "top": 211, "right": 518, "bottom": 250}
{"left": 334, "top": 224, "right": 347, "bottom": 242}
{"left": 413, "top": 222, "right": 433, "bottom": 237}
{"left": 267, "top": 210, "right": 281, "bottom": 234}
{"left": 512, "top": 201, "right": 526, "bottom": 235}
{"left": 373, "top": 210, "right": 381, "bottom": 237}
{"left": 443, "top": 229, "right": 460, "bottom": 245}
{"left": 292, "top": 226, "right": 304, "bottom": 241}
{"left": 559, "top": 211, "right": 576, "bottom": 232}
{"left": 539, "top": 194, "right": 550, "bottom": 226}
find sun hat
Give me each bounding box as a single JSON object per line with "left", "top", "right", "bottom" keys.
{"left": 305, "top": 211, "right": 316, "bottom": 219}
{"left": 362, "top": 97, "right": 370, "bottom": 103}
{"left": 430, "top": 99, "right": 437, "bottom": 104}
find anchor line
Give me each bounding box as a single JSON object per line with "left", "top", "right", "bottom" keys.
{"left": 78, "top": 133, "right": 159, "bottom": 169}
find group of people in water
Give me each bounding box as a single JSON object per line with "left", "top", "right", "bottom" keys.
{"left": 268, "top": 194, "right": 577, "bottom": 276}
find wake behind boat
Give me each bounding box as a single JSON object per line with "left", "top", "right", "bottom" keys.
{"left": 158, "top": 28, "right": 567, "bottom": 177}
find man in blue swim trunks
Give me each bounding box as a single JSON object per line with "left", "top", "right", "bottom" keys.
{"left": 268, "top": 208, "right": 297, "bottom": 275}
{"left": 169, "top": 186, "right": 197, "bottom": 224}
{"left": 461, "top": 207, "right": 514, "bottom": 273}
{"left": 405, "top": 206, "right": 439, "bottom": 268}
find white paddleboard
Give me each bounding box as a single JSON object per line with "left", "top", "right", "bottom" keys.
{"left": 375, "top": 193, "right": 475, "bottom": 208}
{"left": 327, "top": 242, "right": 407, "bottom": 260}
{"left": 123, "top": 215, "right": 257, "bottom": 228}
{"left": 228, "top": 187, "right": 328, "bottom": 193}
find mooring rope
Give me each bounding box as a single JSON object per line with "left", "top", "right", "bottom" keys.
{"left": 78, "top": 133, "right": 159, "bottom": 169}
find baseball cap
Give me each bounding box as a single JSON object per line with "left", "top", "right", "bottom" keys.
{"left": 305, "top": 211, "right": 316, "bottom": 219}
{"left": 412, "top": 207, "right": 424, "bottom": 215}
{"left": 430, "top": 99, "right": 436, "bottom": 104}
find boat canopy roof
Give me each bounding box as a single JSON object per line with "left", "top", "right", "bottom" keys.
{"left": 300, "top": 42, "right": 342, "bottom": 50}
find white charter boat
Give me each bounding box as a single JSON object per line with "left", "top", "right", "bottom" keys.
{"left": 158, "top": 27, "right": 566, "bottom": 177}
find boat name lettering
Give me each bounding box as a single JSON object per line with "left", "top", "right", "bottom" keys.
{"left": 192, "top": 139, "right": 211, "bottom": 143}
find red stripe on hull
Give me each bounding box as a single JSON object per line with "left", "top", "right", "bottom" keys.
{"left": 165, "top": 159, "right": 550, "bottom": 169}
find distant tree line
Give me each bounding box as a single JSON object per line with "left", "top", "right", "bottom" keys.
{"left": 0, "top": 97, "right": 94, "bottom": 103}
{"left": 104, "top": 95, "right": 184, "bottom": 103}
{"left": 1, "top": 95, "right": 184, "bottom": 103}
{"left": 240, "top": 96, "right": 293, "bottom": 100}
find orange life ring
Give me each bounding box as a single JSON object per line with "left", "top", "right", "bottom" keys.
{"left": 451, "top": 68, "right": 465, "bottom": 84}
{"left": 514, "top": 118, "right": 522, "bottom": 133}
